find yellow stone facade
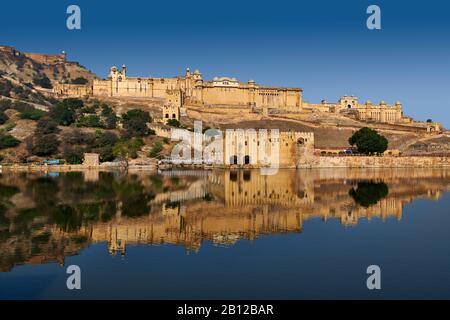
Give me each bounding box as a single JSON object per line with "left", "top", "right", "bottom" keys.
{"left": 55, "top": 65, "right": 303, "bottom": 111}
{"left": 52, "top": 65, "right": 420, "bottom": 126}
{"left": 304, "top": 95, "right": 404, "bottom": 124}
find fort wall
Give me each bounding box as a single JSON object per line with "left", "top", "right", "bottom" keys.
{"left": 307, "top": 155, "right": 450, "bottom": 168}
{"left": 22, "top": 52, "right": 66, "bottom": 64}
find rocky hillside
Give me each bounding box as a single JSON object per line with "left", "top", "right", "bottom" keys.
{"left": 0, "top": 46, "right": 97, "bottom": 87}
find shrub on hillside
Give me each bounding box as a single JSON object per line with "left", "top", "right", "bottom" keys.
{"left": 149, "top": 141, "right": 163, "bottom": 158}
{"left": 32, "top": 74, "right": 52, "bottom": 89}
{"left": 76, "top": 115, "right": 103, "bottom": 128}
{"left": 0, "top": 134, "right": 20, "bottom": 149}
{"left": 71, "top": 77, "right": 88, "bottom": 85}
{"left": 20, "top": 109, "right": 47, "bottom": 121}
{"left": 122, "top": 109, "right": 151, "bottom": 137}
{"left": 35, "top": 118, "right": 59, "bottom": 135}
{"left": 29, "top": 133, "right": 60, "bottom": 156}
{"left": 62, "top": 98, "right": 84, "bottom": 110}
{"left": 49, "top": 103, "right": 76, "bottom": 126}
{"left": 0, "top": 112, "right": 8, "bottom": 125}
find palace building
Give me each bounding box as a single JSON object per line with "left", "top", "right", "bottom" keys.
{"left": 53, "top": 65, "right": 415, "bottom": 126}
{"left": 55, "top": 65, "right": 303, "bottom": 111}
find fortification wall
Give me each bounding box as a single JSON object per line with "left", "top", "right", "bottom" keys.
{"left": 307, "top": 156, "right": 450, "bottom": 168}
{"left": 23, "top": 52, "right": 66, "bottom": 64}
{"left": 53, "top": 83, "right": 92, "bottom": 96}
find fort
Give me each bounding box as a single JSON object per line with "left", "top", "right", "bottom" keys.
{"left": 52, "top": 64, "right": 444, "bottom": 132}
{"left": 0, "top": 45, "right": 66, "bottom": 64}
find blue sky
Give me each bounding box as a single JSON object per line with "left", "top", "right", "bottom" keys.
{"left": 1, "top": 0, "right": 449, "bottom": 126}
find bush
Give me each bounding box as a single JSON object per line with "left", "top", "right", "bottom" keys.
{"left": 90, "top": 132, "right": 119, "bottom": 162}
{"left": 101, "top": 105, "right": 117, "bottom": 129}
{"left": 62, "top": 129, "right": 95, "bottom": 146}
{"left": 35, "top": 118, "right": 59, "bottom": 135}
{"left": 12, "top": 101, "right": 34, "bottom": 113}
{"left": 20, "top": 109, "right": 47, "bottom": 120}
{"left": 0, "top": 134, "right": 20, "bottom": 149}
{"left": 122, "top": 109, "right": 151, "bottom": 137}
{"left": 71, "top": 77, "right": 88, "bottom": 85}
{"left": 32, "top": 74, "right": 53, "bottom": 89}
{"left": 49, "top": 103, "right": 76, "bottom": 126}
{"left": 348, "top": 127, "right": 388, "bottom": 155}
{"left": 77, "top": 115, "right": 103, "bottom": 128}
{"left": 149, "top": 141, "right": 163, "bottom": 158}
{"left": 0, "top": 79, "right": 13, "bottom": 97}
{"left": 166, "top": 119, "right": 180, "bottom": 127}
{"left": 64, "top": 147, "right": 85, "bottom": 164}
{"left": 0, "top": 112, "right": 8, "bottom": 125}
{"left": 113, "top": 138, "right": 144, "bottom": 162}
{"left": 30, "top": 133, "right": 60, "bottom": 156}
{"left": 1, "top": 122, "right": 16, "bottom": 132}
{"left": 0, "top": 99, "right": 12, "bottom": 111}
{"left": 80, "top": 106, "right": 97, "bottom": 114}
{"left": 62, "top": 98, "right": 84, "bottom": 110}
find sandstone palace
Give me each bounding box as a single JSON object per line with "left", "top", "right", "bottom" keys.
{"left": 54, "top": 64, "right": 414, "bottom": 126}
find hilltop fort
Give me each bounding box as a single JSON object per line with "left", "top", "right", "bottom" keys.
{"left": 0, "top": 46, "right": 448, "bottom": 167}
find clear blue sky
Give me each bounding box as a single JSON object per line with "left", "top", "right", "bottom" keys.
{"left": 1, "top": 0, "right": 449, "bottom": 126}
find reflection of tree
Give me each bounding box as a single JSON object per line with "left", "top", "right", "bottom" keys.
{"left": 9, "top": 173, "right": 156, "bottom": 232}
{"left": 349, "top": 181, "right": 389, "bottom": 208}
{"left": 0, "top": 184, "right": 20, "bottom": 239}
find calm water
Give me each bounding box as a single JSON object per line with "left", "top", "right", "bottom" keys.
{"left": 0, "top": 168, "right": 449, "bottom": 299}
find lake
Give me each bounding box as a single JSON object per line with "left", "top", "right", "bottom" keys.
{"left": 0, "top": 168, "right": 449, "bottom": 299}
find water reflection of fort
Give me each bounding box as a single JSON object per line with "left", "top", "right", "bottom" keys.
{"left": 0, "top": 168, "right": 449, "bottom": 271}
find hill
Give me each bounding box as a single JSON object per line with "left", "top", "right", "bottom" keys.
{"left": 0, "top": 45, "right": 97, "bottom": 87}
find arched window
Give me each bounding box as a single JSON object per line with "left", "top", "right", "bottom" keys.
{"left": 165, "top": 113, "right": 169, "bottom": 118}
{"left": 172, "top": 114, "right": 176, "bottom": 118}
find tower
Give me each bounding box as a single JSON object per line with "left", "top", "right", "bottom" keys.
{"left": 121, "top": 64, "right": 127, "bottom": 78}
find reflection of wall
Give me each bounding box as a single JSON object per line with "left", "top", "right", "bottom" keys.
{"left": 216, "top": 170, "right": 314, "bottom": 206}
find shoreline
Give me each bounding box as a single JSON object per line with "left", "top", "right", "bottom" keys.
{"left": 1, "top": 155, "right": 450, "bottom": 172}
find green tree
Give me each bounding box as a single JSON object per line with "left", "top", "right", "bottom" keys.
{"left": 348, "top": 127, "right": 388, "bottom": 155}
{"left": 77, "top": 115, "right": 103, "bottom": 128}
{"left": 101, "top": 105, "right": 117, "bottom": 129}
{"left": 30, "top": 134, "right": 60, "bottom": 156}
{"left": 49, "top": 103, "right": 76, "bottom": 126}
{"left": 35, "top": 118, "right": 59, "bottom": 135}
{"left": 20, "top": 109, "right": 47, "bottom": 121}
{"left": 0, "top": 134, "right": 20, "bottom": 149}
{"left": 71, "top": 77, "right": 89, "bottom": 85}
{"left": 62, "top": 98, "right": 84, "bottom": 110}
{"left": 90, "top": 131, "right": 119, "bottom": 162}
{"left": 0, "top": 112, "right": 8, "bottom": 125}
{"left": 64, "top": 147, "right": 85, "bottom": 164}
{"left": 122, "top": 109, "right": 151, "bottom": 137}
{"left": 113, "top": 138, "right": 144, "bottom": 166}
{"left": 166, "top": 119, "right": 180, "bottom": 127}
{"left": 148, "top": 141, "right": 163, "bottom": 158}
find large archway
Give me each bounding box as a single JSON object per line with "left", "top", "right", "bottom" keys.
{"left": 230, "top": 155, "right": 238, "bottom": 165}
